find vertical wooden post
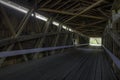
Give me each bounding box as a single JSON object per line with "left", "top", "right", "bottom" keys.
{"left": 51, "top": 24, "right": 62, "bottom": 54}
{"left": 33, "top": 18, "right": 52, "bottom": 59}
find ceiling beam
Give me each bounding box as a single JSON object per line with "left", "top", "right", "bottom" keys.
{"left": 79, "top": 30, "right": 103, "bottom": 32}
{"left": 66, "top": 23, "right": 86, "bottom": 26}
{"left": 71, "top": 0, "right": 93, "bottom": 4}
{"left": 41, "top": 0, "right": 51, "bottom": 7}
{"left": 56, "top": 0, "right": 71, "bottom": 9}
{"left": 76, "top": 26, "right": 103, "bottom": 29}
{"left": 50, "top": 0, "right": 62, "bottom": 8}
{"left": 97, "top": 8, "right": 109, "bottom": 18}
{"left": 38, "top": 8, "right": 105, "bottom": 19}
{"left": 64, "top": 0, "right": 104, "bottom": 23}
{"left": 79, "top": 28, "right": 103, "bottom": 30}
{"left": 87, "top": 20, "right": 107, "bottom": 26}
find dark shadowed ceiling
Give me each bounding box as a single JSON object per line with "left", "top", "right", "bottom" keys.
{"left": 10, "top": 0, "right": 114, "bottom": 37}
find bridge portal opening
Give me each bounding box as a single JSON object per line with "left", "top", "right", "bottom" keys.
{"left": 89, "top": 37, "right": 102, "bottom": 46}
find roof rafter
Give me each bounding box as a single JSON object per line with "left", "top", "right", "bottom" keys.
{"left": 38, "top": 8, "right": 105, "bottom": 20}
{"left": 64, "top": 0, "right": 104, "bottom": 23}
{"left": 87, "top": 20, "right": 107, "bottom": 26}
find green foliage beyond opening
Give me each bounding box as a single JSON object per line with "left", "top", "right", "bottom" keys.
{"left": 89, "top": 37, "right": 102, "bottom": 46}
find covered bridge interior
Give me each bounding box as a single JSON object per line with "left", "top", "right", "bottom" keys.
{"left": 0, "top": 0, "right": 120, "bottom": 80}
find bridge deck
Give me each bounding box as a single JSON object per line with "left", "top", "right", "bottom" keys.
{"left": 0, "top": 48, "right": 117, "bottom": 80}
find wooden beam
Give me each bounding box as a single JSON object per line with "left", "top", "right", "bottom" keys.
{"left": 50, "top": 0, "right": 62, "bottom": 8}
{"left": 56, "top": 0, "right": 71, "bottom": 9}
{"left": 0, "top": 6, "right": 33, "bottom": 64}
{"left": 97, "top": 8, "right": 109, "bottom": 18}
{"left": 41, "top": 0, "right": 51, "bottom": 7}
{"left": 87, "top": 20, "right": 107, "bottom": 26}
{"left": 78, "top": 28, "right": 104, "bottom": 31}
{"left": 66, "top": 23, "right": 105, "bottom": 29}
{"left": 64, "top": 0, "right": 104, "bottom": 23}
{"left": 62, "top": 1, "right": 78, "bottom": 10}
{"left": 76, "top": 26, "right": 104, "bottom": 29}
{"left": 38, "top": 8, "right": 105, "bottom": 19}
{"left": 112, "top": 0, "right": 120, "bottom": 10}
{"left": 79, "top": 30, "right": 103, "bottom": 32}
{"left": 0, "top": 32, "right": 69, "bottom": 47}
{"left": 66, "top": 23, "right": 86, "bottom": 26}
{"left": 68, "top": 3, "right": 81, "bottom": 11}
{"left": 72, "top": 0, "right": 93, "bottom": 4}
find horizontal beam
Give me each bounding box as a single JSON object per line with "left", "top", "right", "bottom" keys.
{"left": 66, "top": 23, "right": 86, "bottom": 26}
{"left": 77, "top": 26, "right": 103, "bottom": 28}
{"left": 79, "top": 30, "right": 103, "bottom": 33}
{"left": 103, "top": 46, "right": 120, "bottom": 69}
{"left": 38, "top": 8, "right": 105, "bottom": 20}
{"left": 0, "top": 44, "right": 88, "bottom": 57}
{"left": 0, "top": 32, "right": 70, "bottom": 47}
{"left": 78, "top": 28, "right": 104, "bottom": 31}
{"left": 87, "top": 20, "right": 107, "bottom": 26}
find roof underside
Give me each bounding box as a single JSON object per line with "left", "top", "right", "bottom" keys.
{"left": 10, "top": 0, "right": 113, "bottom": 37}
